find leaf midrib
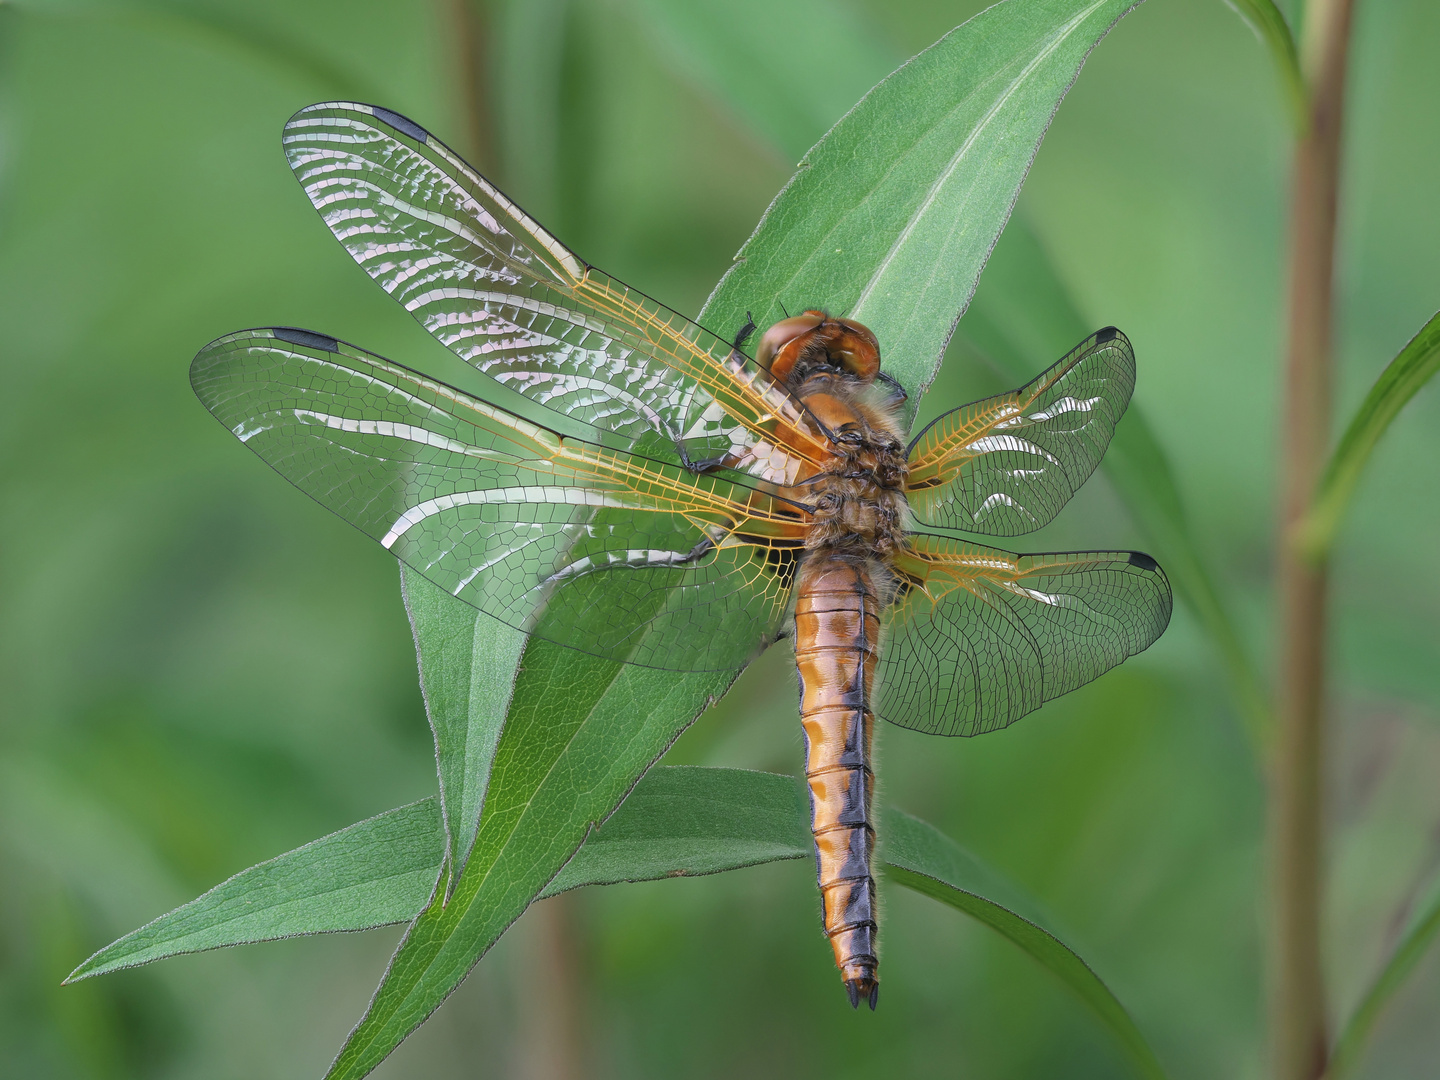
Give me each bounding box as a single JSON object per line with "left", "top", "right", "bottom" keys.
{"left": 854, "top": 0, "right": 1110, "bottom": 312}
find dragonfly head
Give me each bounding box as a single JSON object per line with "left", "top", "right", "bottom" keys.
{"left": 758, "top": 310, "right": 881, "bottom": 385}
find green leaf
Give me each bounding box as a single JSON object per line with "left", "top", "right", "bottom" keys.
{"left": 1325, "top": 873, "right": 1440, "bottom": 1080}
{"left": 401, "top": 568, "right": 526, "bottom": 888}
{"left": 633, "top": 0, "right": 893, "bottom": 160}
{"left": 324, "top": 650, "right": 738, "bottom": 1079}
{"left": 541, "top": 766, "right": 810, "bottom": 895}
{"left": 68, "top": 765, "right": 1166, "bottom": 1080}
{"left": 1294, "top": 309, "right": 1440, "bottom": 562}
{"left": 703, "top": 0, "right": 1144, "bottom": 413}
{"left": 642, "top": 0, "right": 1265, "bottom": 750}
{"left": 60, "top": 768, "right": 807, "bottom": 982}
{"left": 882, "top": 810, "right": 1170, "bottom": 1080}
{"left": 63, "top": 799, "right": 445, "bottom": 983}
{"left": 956, "top": 221, "right": 1273, "bottom": 748}
{"left": 1222, "top": 0, "right": 1306, "bottom": 131}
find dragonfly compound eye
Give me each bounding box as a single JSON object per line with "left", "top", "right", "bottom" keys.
{"left": 757, "top": 312, "right": 826, "bottom": 380}
{"left": 820, "top": 318, "right": 881, "bottom": 381}
{"left": 759, "top": 312, "right": 882, "bottom": 384}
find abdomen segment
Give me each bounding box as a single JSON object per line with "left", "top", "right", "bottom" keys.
{"left": 793, "top": 555, "right": 880, "bottom": 1009}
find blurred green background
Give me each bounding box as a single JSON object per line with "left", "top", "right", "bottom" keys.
{"left": 2, "top": 0, "right": 1438, "bottom": 1076}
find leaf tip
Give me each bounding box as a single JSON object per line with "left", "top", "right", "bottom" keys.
{"left": 61, "top": 960, "right": 100, "bottom": 985}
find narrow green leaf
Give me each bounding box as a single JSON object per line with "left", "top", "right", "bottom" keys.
{"left": 60, "top": 768, "right": 805, "bottom": 982}
{"left": 68, "top": 763, "right": 1164, "bottom": 1080}
{"left": 704, "top": 0, "right": 1144, "bottom": 412}
{"left": 643, "top": 0, "right": 1267, "bottom": 748}
{"left": 1325, "top": 871, "right": 1440, "bottom": 1079}
{"left": 1295, "top": 310, "right": 1440, "bottom": 562}
{"left": 633, "top": 0, "right": 1268, "bottom": 746}
{"left": 401, "top": 567, "right": 526, "bottom": 887}
{"left": 64, "top": 800, "right": 445, "bottom": 983}
{"left": 882, "top": 810, "right": 1170, "bottom": 1080}
{"left": 633, "top": 0, "right": 893, "bottom": 160}
{"left": 958, "top": 221, "right": 1272, "bottom": 747}
{"left": 1223, "top": 0, "right": 1307, "bottom": 131}
{"left": 550, "top": 763, "right": 1169, "bottom": 1080}
{"left": 324, "top": 649, "right": 738, "bottom": 1080}
{"left": 541, "top": 766, "right": 810, "bottom": 895}
{"left": 67, "top": 765, "right": 1163, "bottom": 1078}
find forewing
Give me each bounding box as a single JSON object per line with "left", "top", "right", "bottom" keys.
{"left": 281, "top": 102, "right": 823, "bottom": 482}
{"left": 905, "top": 328, "right": 1135, "bottom": 535}
{"left": 877, "top": 533, "right": 1171, "bottom": 737}
{"left": 190, "top": 327, "right": 799, "bottom": 671}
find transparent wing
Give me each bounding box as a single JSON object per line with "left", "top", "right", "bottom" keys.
{"left": 281, "top": 101, "right": 826, "bottom": 484}
{"left": 905, "top": 328, "right": 1135, "bottom": 536}
{"left": 190, "top": 327, "right": 806, "bottom": 672}
{"left": 876, "top": 533, "right": 1171, "bottom": 737}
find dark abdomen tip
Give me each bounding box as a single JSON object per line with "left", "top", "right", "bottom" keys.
{"left": 845, "top": 976, "right": 879, "bottom": 1011}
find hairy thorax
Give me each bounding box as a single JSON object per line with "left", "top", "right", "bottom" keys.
{"left": 793, "top": 372, "right": 910, "bottom": 560}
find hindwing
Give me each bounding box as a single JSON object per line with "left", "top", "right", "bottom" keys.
{"left": 876, "top": 533, "right": 1172, "bottom": 737}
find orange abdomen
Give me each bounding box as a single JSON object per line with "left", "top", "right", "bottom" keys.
{"left": 793, "top": 555, "right": 880, "bottom": 1009}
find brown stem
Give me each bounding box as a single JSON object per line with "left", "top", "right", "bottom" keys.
{"left": 515, "top": 893, "right": 588, "bottom": 1080}
{"left": 444, "top": 9, "right": 588, "bottom": 1076}
{"left": 1272, "top": 1, "right": 1356, "bottom": 1078}
{"left": 448, "top": 0, "right": 498, "bottom": 171}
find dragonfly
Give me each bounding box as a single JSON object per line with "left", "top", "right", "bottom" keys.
{"left": 191, "top": 102, "right": 1172, "bottom": 1011}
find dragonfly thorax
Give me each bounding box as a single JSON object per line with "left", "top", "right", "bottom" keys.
{"left": 755, "top": 314, "right": 911, "bottom": 560}
{"left": 797, "top": 389, "right": 910, "bottom": 561}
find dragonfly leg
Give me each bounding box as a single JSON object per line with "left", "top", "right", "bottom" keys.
{"left": 874, "top": 371, "right": 908, "bottom": 408}
{"left": 676, "top": 444, "right": 742, "bottom": 475}
{"left": 731, "top": 311, "right": 757, "bottom": 352}
{"left": 670, "top": 537, "right": 716, "bottom": 565}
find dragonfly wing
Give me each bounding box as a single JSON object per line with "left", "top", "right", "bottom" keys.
{"left": 876, "top": 533, "right": 1171, "bottom": 737}
{"left": 281, "top": 102, "right": 820, "bottom": 481}
{"left": 190, "top": 328, "right": 800, "bottom": 672}
{"left": 905, "top": 328, "right": 1135, "bottom": 536}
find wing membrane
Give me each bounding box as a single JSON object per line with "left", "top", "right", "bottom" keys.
{"left": 905, "top": 328, "right": 1135, "bottom": 536}
{"left": 281, "top": 102, "right": 825, "bottom": 483}
{"left": 191, "top": 328, "right": 805, "bottom": 671}
{"left": 876, "top": 533, "right": 1171, "bottom": 737}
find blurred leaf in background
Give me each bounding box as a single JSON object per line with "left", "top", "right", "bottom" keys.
{"left": 2, "top": 0, "right": 1439, "bottom": 1078}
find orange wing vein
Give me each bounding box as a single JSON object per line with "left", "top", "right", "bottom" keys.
{"left": 904, "top": 328, "right": 1135, "bottom": 536}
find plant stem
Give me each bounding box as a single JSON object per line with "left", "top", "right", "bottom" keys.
{"left": 1272, "top": 1, "right": 1356, "bottom": 1077}
{"left": 516, "top": 893, "right": 588, "bottom": 1080}
{"left": 448, "top": 0, "right": 498, "bottom": 172}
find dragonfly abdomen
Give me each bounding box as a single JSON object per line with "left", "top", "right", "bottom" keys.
{"left": 794, "top": 555, "right": 881, "bottom": 1010}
